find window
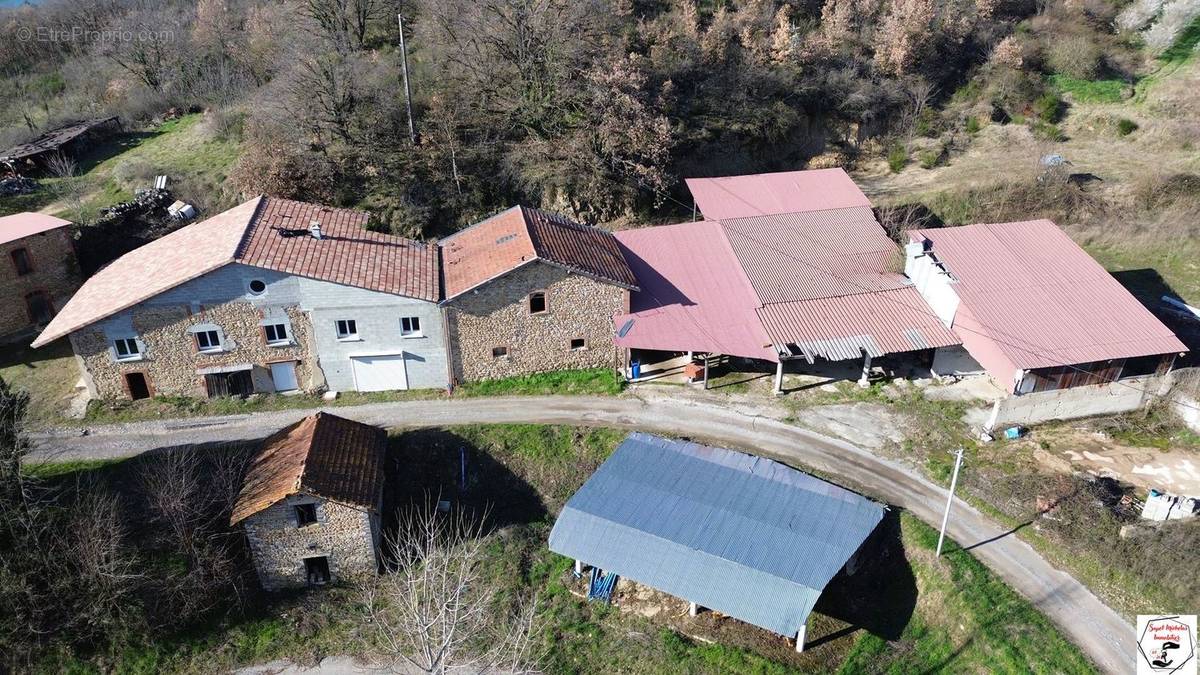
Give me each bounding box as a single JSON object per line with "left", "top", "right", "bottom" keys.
{"left": 11, "top": 248, "right": 32, "bottom": 276}
{"left": 248, "top": 279, "right": 267, "bottom": 295}
{"left": 529, "top": 291, "right": 547, "bottom": 314}
{"left": 194, "top": 329, "right": 222, "bottom": 352}
{"left": 114, "top": 338, "right": 141, "bottom": 361}
{"left": 492, "top": 346, "right": 509, "bottom": 359}
{"left": 400, "top": 316, "right": 422, "bottom": 337}
{"left": 264, "top": 322, "right": 289, "bottom": 345}
{"left": 335, "top": 319, "right": 358, "bottom": 340}
{"left": 25, "top": 291, "right": 52, "bottom": 325}
{"left": 295, "top": 503, "right": 317, "bottom": 527}
{"left": 570, "top": 338, "right": 586, "bottom": 351}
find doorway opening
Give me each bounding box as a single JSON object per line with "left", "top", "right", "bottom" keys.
{"left": 124, "top": 372, "right": 151, "bottom": 400}
{"left": 304, "top": 556, "right": 331, "bottom": 586}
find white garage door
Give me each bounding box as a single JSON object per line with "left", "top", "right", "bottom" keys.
{"left": 350, "top": 353, "right": 409, "bottom": 392}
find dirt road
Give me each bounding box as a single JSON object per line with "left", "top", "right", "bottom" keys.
{"left": 31, "top": 394, "right": 1134, "bottom": 673}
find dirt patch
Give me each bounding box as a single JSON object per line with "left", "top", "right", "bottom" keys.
{"left": 1017, "top": 425, "right": 1200, "bottom": 495}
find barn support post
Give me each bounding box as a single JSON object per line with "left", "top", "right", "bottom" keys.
{"left": 688, "top": 601, "right": 698, "bottom": 617}
{"left": 796, "top": 621, "right": 807, "bottom": 653}
{"left": 774, "top": 360, "right": 784, "bottom": 395}
{"left": 858, "top": 352, "right": 872, "bottom": 388}
{"left": 703, "top": 353, "right": 710, "bottom": 390}
{"left": 574, "top": 559, "right": 583, "bottom": 575}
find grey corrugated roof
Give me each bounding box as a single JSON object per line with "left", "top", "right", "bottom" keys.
{"left": 548, "top": 432, "right": 885, "bottom": 636}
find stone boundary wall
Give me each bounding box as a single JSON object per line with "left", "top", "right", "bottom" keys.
{"left": 242, "top": 494, "right": 378, "bottom": 591}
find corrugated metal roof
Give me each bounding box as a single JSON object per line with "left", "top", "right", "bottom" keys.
{"left": 440, "top": 206, "right": 637, "bottom": 300}
{"left": 912, "top": 221, "right": 1186, "bottom": 368}
{"left": 686, "top": 168, "right": 872, "bottom": 221}
{"left": 548, "top": 432, "right": 884, "bottom": 636}
{"left": 757, "top": 287, "right": 961, "bottom": 360}
{"left": 0, "top": 212, "right": 72, "bottom": 246}
{"left": 613, "top": 221, "right": 777, "bottom": 362}
{"left": 231, "top": 412, "right": 387, "bottom": 524}
{"left": 720, "top": 207, "right": 905, "bottom": 304}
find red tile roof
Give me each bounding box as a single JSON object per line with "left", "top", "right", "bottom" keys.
{"left": 238, "top": 197, "right": 438, "bottom": 302}
{"left": 231, "top": 412, "right": 387, "bottom": 524}
{"left": 685, "top": 168, "right": 872, "bottom": 221}
{"left": 0, "top": 212, "right": 72, "bottom": 245}
{"left": 33, "top": 196, "right": 436, "bottom": 347}
{"left": 441, "top": 206, "right": 637, "bottom": 299}
{"left": 911, "top": 220, "right": 1187, "bottom": 368}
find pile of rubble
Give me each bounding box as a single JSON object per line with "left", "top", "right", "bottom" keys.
{"left": 0, "top": 175, "right": 37, "bottom": 196}
{"left": 97, "top": 188, "right": 174, "bottom": 221}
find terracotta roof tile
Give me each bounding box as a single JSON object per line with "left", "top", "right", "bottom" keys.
{"left": 231, "top": 412, "right": 387, "bottom": 524}
{"left": 441, "top": 206, "right": 637, "bottom": 299}
{"left": 0, "top": 212, "right": 72, "bottom": 245}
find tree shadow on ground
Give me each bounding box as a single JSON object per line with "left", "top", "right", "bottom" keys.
{"left": 383, "top": 429, "right": 548, "bottom": 542}
{"left": 1112, "top": 268, "right": 1200, "bottom": 362}
{"left": 812, "top": 509, "right": 917, "bottom": 646}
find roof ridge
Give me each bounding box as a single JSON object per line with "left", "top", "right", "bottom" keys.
{"left": 232, "top": 194, "right": 270, "bottom": 261}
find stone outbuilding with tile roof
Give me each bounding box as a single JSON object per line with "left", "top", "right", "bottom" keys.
{"left": 231, "top": 412, "right": 387, "bottom": 590}
{"left": 35, "top": 196, "right": 449, "bottom": 399}
{"left": 439, "top": 206, "right": 638, "bottom": 383}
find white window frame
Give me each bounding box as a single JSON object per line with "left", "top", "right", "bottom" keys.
{"left": 193, "top": 329, "right": 223, "bottom": 353}
{"left": 263, "top": 322, "right": 290, "bottom": 346}
{"left": 335, "top": 319, "right": 359, "bottom": 341}
{"left": 113, "top": 337, "right": 143, "bottom": 362}
{"left": 400, "top": 316, "right": 422, "bottom": 338}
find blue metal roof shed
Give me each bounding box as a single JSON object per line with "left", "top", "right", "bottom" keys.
{"left": 548, "top": 432, "right": 885, "bottom": 639}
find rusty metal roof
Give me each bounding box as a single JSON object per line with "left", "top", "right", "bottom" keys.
{"left": 231, "top": 412, "right": 387, "bottom": 524}
{"left": 33, "top": 196, "right": 437, "bottom": 347}
{"left": 758, "top": 287, "right": 961, "bottom": 361}
{"left": 440, "top": 206, "right": 637, "bottom": 300}
{"left": 238, "top": 196, "right": 439, "bottom": 301}
{"left": 911, "top": 220, "right": 1187, "bottom": 368}
{"left": 685, "top": 168, "right": 872, "bottom": 221}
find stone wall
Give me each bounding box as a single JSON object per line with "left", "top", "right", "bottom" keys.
{"left": 242, "top": 495, "right": 379, "bottom": 591}
{"left": 0, "top": 228, "right": 79, "bottom": 342}
{"left": 72, "top": 301, "right": 317, "bottom": 399}
{"left": 445, "top": 262, "right": 628, "bottom": 382}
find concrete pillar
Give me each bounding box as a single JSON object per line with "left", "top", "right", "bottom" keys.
{"left": 774, "top": 360, "right": 784, "bottom": 395}
{"left": 795, "top": 622, "right": 807, "bottom": 653}
{"left": 688, "top": 601, "right": 698, "bottom": 617}
{"left": 574, "top": 559, "right": 583, "bottom": 575}
{"left": 703, "top": 354, "right": 710, "bottom": 390}
{"left": 858, "top": 353, "right": 872, "bottom": 388}
{"left": 984, "top": 399, "right": 1000, "bottom": 432}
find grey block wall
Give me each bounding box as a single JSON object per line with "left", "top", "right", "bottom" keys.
{"left": 90, "top": 263, "right": 449, "bottom": 392}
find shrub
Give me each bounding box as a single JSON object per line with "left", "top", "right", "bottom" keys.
{"left": 887, "top": 144, "right": 908, "bottom": 173}
{"left": 965, "top": 116, "right": 982, "bottom": 133}
{"left": 1032, "top": 120, "right": 1066, "bottom": 141}
{"left": 1034, "top": 92, "right": 1063, "bottom": 123}
{"left": 1117, "top": 118, "right": 1139, "bottom": 135}
{"left": 1046, "top": 34, "right": 1104, "bottom": 80}
{"left": 918, "top": 149, "right": 942, "bottom": 169}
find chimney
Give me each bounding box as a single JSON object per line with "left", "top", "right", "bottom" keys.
{"left": 309, "top": 220, "right": 323, "bottom": 240}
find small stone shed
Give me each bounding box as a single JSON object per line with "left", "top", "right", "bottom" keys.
{"left": 231, "top": 412, "right": 387, "bottom": 590}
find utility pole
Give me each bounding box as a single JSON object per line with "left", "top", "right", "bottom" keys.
{"left": 397, "top": 12, "right": 416, "bottom": 145}
{"left": 936, "top": 447, "right": 965, "bottom": 557}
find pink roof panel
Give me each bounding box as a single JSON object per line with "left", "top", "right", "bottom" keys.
{"left": 0, "top": 212, "right": 72, "bottom": 245}
{"left": 614, "top": 221, "right": 777, "bottom": 362}
{"left": 911, "top": 220, "right": 1186, "bottom": 368}
{"left": 685, "top": 168, "right": 872, "bottom": 221}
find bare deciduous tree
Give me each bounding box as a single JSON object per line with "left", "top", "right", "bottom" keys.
{"left": 364, "top": 504, "right": 539, "bottom": 674}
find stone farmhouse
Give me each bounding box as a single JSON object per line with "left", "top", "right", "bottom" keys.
{"left": 1, "top": 212, "right": 79, "bottom": 344}
{"left": 231, "top": 412, "right": 387, "bottom": 590}
{"left": 31, "top": 196, "right": 446, "bottom": 399}
{"left": 440, "top": 206, "right": 638, "bottom": 383}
